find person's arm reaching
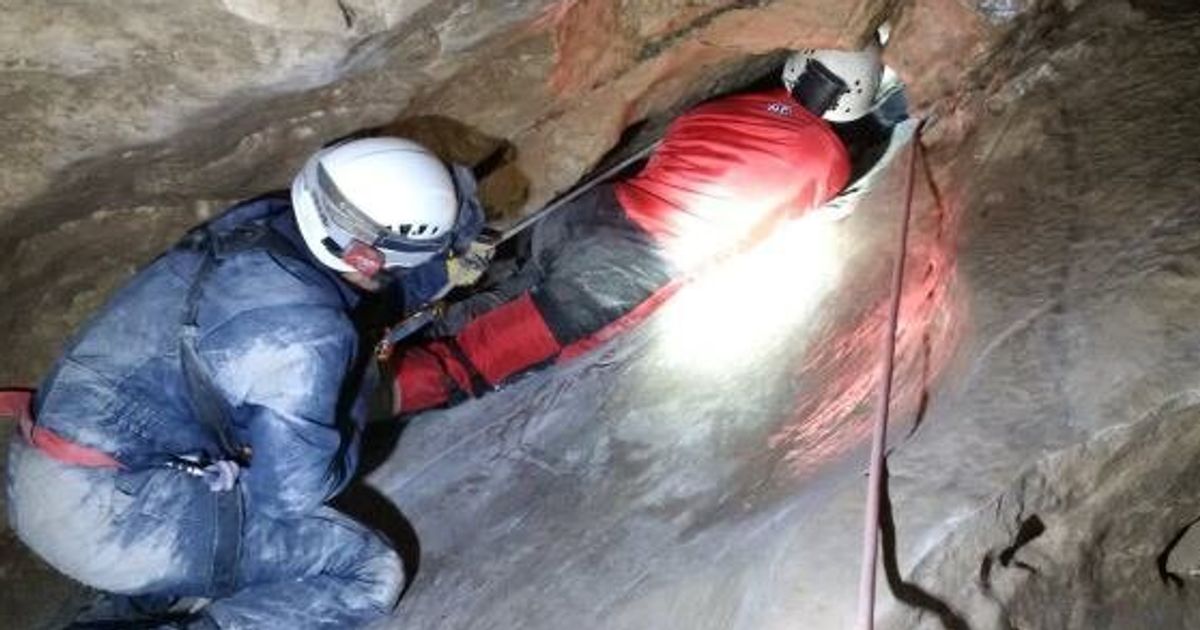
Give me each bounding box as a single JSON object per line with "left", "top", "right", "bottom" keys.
{"left": 392, "top": 290, "right": 562, "bottom": 413}
{"left": 391, "top": 186, "right": 676, "bottom": 415}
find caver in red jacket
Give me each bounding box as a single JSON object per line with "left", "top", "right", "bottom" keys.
{"left": 392, "top": 88, "right": 851, "bottom": 413}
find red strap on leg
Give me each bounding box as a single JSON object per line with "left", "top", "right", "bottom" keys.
{"left": 393, "top": 293, "right": 563, "bottom": 412}
{"left": 457, "top": 293, "right": 561, "bottom": 386}
{"left": 0, "top": 389, "right": 32, "bottom": 422}
{"left": 1, "top": 388, "right": 122, "bottom": 469}
{"left": 393, "top": 348, "right": 452, "bottom": 413}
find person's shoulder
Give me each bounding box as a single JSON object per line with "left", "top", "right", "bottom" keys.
{"left": 209, "top": 191, "right": 293, "bottom": 230}
{"left": 219, "top": 252, "right": 344, "bottom": 304}
{"left": 665, "top": 89, "right": 829, "bottom": 146}
{"left": 683, "top": 88, "right": 798, "bottom": 117}
{"left": 230, "top": 297, "right": 356, "bottom": 346}
{"left": 208, "top": 237, "right": 352, "bottom": 322}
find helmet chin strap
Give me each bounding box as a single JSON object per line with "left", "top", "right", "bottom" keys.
{"left": 789, "top": 59, "right": 849, "bottom": 118}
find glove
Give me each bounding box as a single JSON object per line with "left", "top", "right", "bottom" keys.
{"left": 201, "top": 460, "right": 241, "bottom": 493}
{"left": 446, "top": 240, "right": 495, "bottom": 288}
{"left": 374, "top": 303, "right": 443, "bottom": 362}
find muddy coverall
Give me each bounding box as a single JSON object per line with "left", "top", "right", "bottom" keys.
{"left": 5, "top": 191, "right": 478, "bottom": 629}
{"left": 392, "top": 89, "right": 851, "bottom": 413}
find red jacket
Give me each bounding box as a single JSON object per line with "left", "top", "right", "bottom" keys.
{"left": 618, "top": 88, "right": 849, "bottom": 253}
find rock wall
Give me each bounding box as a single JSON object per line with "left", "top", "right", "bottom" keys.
{"left": 9, "top": 0, "right": 1196, "bottom": 628}
{"left": 0, "top": 0, "right": 886, "bottom": 241}
{"left": 886, "top": 400, "right": 1200, "bottom": 629}
{"left": 878, "top": 2, "right": 1200, "bottom": 627}
{"left": 0, "top": 0, "right": 907, "bottom": 387}
{"left": 0, "top": 3, "right": 929, "bottom": 626}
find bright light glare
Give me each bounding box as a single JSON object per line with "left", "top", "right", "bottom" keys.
{"left": 651, "top": 212, "right": 848, "bottom": 376}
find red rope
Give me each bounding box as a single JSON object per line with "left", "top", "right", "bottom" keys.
{"left": 856, "top": 124, "right": 924, "bottom": 630}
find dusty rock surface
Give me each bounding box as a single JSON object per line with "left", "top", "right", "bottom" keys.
{"left": 877, "top": 3, "right": 1200, "bottom": 627}
{"left": 0, "top": 0, "right": 883, "bottom": 239}
{"left": 884, "top": 401, "right": 1200, "bottom": 630}
{"left": 5, "top": 0, "right": 1200, "bottom": 628}
{"left": 0, "top": 2, "right": 909, "bottom": 625}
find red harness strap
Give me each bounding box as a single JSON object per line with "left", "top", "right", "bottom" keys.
{"left": 0, "top": 389, "right": 122, "bottom": 469}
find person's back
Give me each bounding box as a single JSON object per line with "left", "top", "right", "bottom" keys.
{"left": 36, "top": 198, "right": 361, "bottom": 487}
{"left": 9, "top": 197, "right": 397, "bottom": 627}
{"left": 616, "top": 89, "right": 849, "bottom": 265}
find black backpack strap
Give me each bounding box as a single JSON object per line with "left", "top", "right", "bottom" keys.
{"left": 175, "top": 218, "right": 315, "bottom": 597}
{"left": 207, "top": 221, "right": 309, "bottom": 261}
{"left": 177, "top": 221, "right": 306, "bottom": 465}
{"left": 179, "top": 226, "right": 248, "bottom": 465}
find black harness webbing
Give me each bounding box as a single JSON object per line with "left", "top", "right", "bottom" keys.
{"left": 179, "top": 223, "right": 307, "bottom": 463}
{"left": 176, "top": 220, "right": 310, "bottom": 597}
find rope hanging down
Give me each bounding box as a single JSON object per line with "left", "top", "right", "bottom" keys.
{"left": 481, "top": 140, "right": 661, "bottom": 247}
{"left": 856, "top": 122, "right": 924, "bottom": 630}
{"left": 377, "top": 139, "right": 663, "bottom": 357}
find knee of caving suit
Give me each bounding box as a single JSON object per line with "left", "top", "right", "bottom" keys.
{"left": 6, "top": 135, "right": 484, "bottom": 629}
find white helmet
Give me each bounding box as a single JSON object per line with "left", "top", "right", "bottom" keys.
{"left": 781, "top": 40, "right": 883, "bottom": 122}
{"left": 291, "top": 137, "right": 458, "bottom": 275}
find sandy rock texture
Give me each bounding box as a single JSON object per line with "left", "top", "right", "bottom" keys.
{"left": 9, "top": 0, "right": 1199, "bottom": 628}
{"left": 0, "top": 0, "right": 886, "bottom": 240}
{"left": 886, "top": 401, "right": 1200, "bottom": 630}
{"left": 0, "top": 2, "right": 912, "bottom": 626}
{"left": 0, "top": 0, "right": 910, "bottom": 388}
{"left": 878, "top": 2, "right": 1200, "bottom": 627}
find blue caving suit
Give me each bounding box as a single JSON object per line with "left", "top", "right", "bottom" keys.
{"left": 5, "top": 187, "right": 479, "bottom": 628}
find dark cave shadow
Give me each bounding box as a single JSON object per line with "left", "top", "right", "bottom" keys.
{"left": 879, "top": 461, "right": 973, "bottom": 630}
{"left": 380, "top": 114, "right": 531, "bottom": 220}
{"left": 333, "top": 288, "right": 423, "bottom": 593}
{"left": 356, "top": 417, "right": 413, "bottom": 477}
{"left": 331, "top": 478, "right": 422, "bottom": 596}
{"left": 336, "top": 378, "right": 422, "bottom": 590}
{"left": 1157, "top": 514, "right": 1200, "bottom": 588}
